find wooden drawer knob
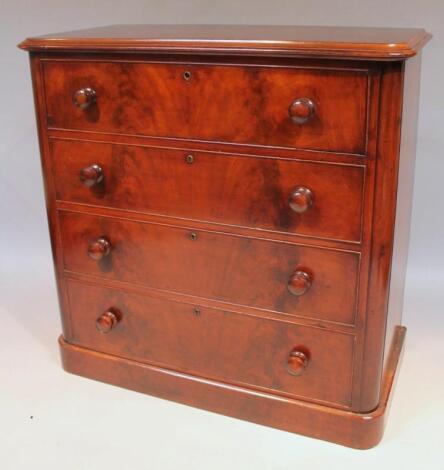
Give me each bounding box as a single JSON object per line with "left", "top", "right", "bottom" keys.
{"left": 289, "top": 98, "right": 316, "bottom": 124}
{"left": 288, "top": 186, "right": 314, "bottom": 213}
{"left": 79, "top": 164, "right": 104, "bottom": 187}
{"left": 286, "top": 349, "right": 309, "bottom": 376}
{"left": 96, "top": 309, "right": 120, "bottom": 334}
{"left": 88, "top": 237, "right": 111, "bottom": 260}
{"left": 73, "top": 87, "right": 96, "bottom": 109}
{"left": 288, "top": 270, "right": 312, "bottom": 296}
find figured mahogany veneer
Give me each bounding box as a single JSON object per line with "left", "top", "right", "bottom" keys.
{"left": 59, "top": 210, "right": 359, "bottom": 325}
{"left": 50, "top": 139, "right": 365, "bottom": 243}
{"left": 43, "top": 60, "right": 368, "bottom": 154}
{"left": 66, "top": 280, "right": 354, "bottom": 407}
{"left": 59, "top": 325, "right": 406, "bottom": 449}
{"left": 20, "top": 25, "right": 430, "bottom": 449}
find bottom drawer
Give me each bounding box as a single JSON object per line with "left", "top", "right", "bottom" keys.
{"left": 65, "top": 280, "right": 355, "bottom": 408}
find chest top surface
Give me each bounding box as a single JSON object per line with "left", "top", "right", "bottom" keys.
{"left": 18, "top": 24, "right": 431, "bottom": 60}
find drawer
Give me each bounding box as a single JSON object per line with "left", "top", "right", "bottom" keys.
{"left": 43, "top": 60, "right": 369, "bottom": 154}
{"left": 51, "top": 140, "right": 365, "bottom": 243}
{"left": 59, "top": 211, "right": 360, "bottom": 325}
{"left": 66, "top": 280, "right": 355, "bottom": 407}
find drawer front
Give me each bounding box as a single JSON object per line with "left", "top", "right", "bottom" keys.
{"left": 66, "top": 280, "right": 355, "bottom": 407}
{"left": 44, "top": 61, "right": 368, "bottom": 154}
{"left": 51, "top": 140, "right": 365, "bottom": 243}
{"left": 59, "top": 211, "right": 360, "bottom": 325}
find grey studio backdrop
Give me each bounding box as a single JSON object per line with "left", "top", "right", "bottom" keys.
{"left": 1, "top": 1, "right": 443, "bottom": 469}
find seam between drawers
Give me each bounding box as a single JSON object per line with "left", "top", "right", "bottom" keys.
{"left": 47, "top": 127, "right": 369, "bottom": 157}
{"left": 63, "top": 271, "right": 359, "bottom": 333}
{"left": 56, "top": 200, "right": 364, "bottom": 247}
{"left": 48, "top": 134, "right": 369, "bottom": 165}
{"left": 40, "top": 56, "right": 374, "bottom": 73}
{"left": 57, "top": 206, "right": 362, "bottom": 255}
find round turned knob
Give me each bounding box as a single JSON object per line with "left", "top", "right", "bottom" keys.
{"left": 88, "top": 237, "right": 111, "bottom": 260}
{"left": 79, "top": 164, "right": 104, "bottom": 187}
{"left": 96, "top": 309, "right": 120, "bottom": 333}
{"left": 288, "top": 270, "right": 312, "bottom": 296}
{"left": 72, "top": 87, "right": 96, "bottom": 109}
{"left": 289, "top": 98, "right": 316, "bottom": 124}
{"left": 286, "top": 349, "right": 309, "bottom": 376}
{"left": 288, "top": 186, "right": 314, "bottom": 214}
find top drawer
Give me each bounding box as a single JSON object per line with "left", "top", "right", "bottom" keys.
{"left": 43, "top": 60, "right": 369, "bottom": 154}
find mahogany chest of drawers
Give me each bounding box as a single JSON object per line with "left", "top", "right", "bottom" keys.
{"left": 19, "top": 25, "right": 431, "bottom": 449}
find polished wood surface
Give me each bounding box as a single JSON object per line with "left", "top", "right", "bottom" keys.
{"left": 43, "top": 60, "right": 368, "bottom": 154}
{"left": 50, "top": 139, "right": 365, "bottom": 243}
{"left": 79, "top": 163, "right": 103, "bottom": 187}
{"left": 21, "top": 25, "right": 430, "bottom": 449}
{"left": 72, "top": 87, "right": 96, "bottom": 109}
{"left": 59, "top": 210, "right": 360, "bottom": 325}
{"left": 66, "top": 279, "right": 354, "bottom": 407}
{"left": 289, "top": 98, "right": 316, "bottom": 125}
{"left": 287, "top": 270, "right": 312, "bottom": 297}
{"left": 95, "top": 308, "right": 120, "bottom": 333}
{"left": 87, "top": 237, "right": 111, "bottom": 260}
{"left": 288, "top": 186, "right": 314, "bottom": 214}
{"left": 59, "top": 325, "right": 406, "bottom": 449}
{"left": 286, "top": 349, "right": 310, "bottom": 377}
{"left": 18, "top": 25, "right": 431, "bottom": 59}
{"left": 384, "top": 55, "right": 422, "bottom": 375}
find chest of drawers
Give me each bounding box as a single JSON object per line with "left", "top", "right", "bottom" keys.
{"left": 19, "top": 25, "right": 431, "bottom": 449}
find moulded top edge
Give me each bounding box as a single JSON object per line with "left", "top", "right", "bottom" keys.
{"left": 18, "top": 24, "right": 432, "bottom": 60}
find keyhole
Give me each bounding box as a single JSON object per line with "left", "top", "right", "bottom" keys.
{"left": 193, "top": 307, "right": 201, "bottom": 317}
{"left": 183, "top": 70, "right": 192, "bottom": 81}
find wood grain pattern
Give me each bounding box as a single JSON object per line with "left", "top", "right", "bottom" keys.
{"left": 50, "top": 139, "right": 365, "bottom": 243}
{"left": 59, "top": 210, "right": 360, "bottom": 325}
{"left": 357, "top": 54, "right": 424, "bottom": 411}
{"left": 20, "top": 25, "right": 430, "bottom": 448}
{"left": 384, "top": 54, "right": 421, "bottom": 374}
{"left": 43, "top": 60, "right": 369, "bottom": 154}
{"left": 65, "top": 279, "right": 355, "bottom": 407}
{"left": 18, "top": 25, "right": 431, "bottom": 60}
{"left": 59, "top": 325, "right": 407, "bottom": 449}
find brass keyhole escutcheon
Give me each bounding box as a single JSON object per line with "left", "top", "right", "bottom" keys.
{"left": 183, "top": 70, "right": 192, "bottom": 81}
{"left": 189, "top": 232, "right": 198, "bottom": 241}
{"left": 186, "top": 154, "right": 194, "bottom": 164}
